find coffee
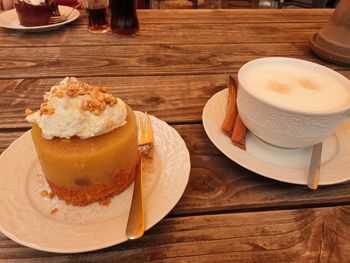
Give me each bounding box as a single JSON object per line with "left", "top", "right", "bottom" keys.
{"left": 239, "top": 59, "right": 350, "bottom": 112}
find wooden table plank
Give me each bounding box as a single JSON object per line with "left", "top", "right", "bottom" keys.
{"left": 19, "top": 9, "right": 330, "bottom": 25}
{"left": 0, "top": 22, "right": 325, "bottom": 47}
{"left": 2, "top": 125, "right": 350, "bottom": 216}
{"left": 0, "top": 9, "right": 333, "bottom": 43}
{"left": 0, "top": 43, "right": 348, "bottom": 80}
{"left": 1, "top": 206, "right": 349, "bottom": 262}
{"left": 137, "top": 9, "right": 334, "bottom": 24}
{"left": 0, "top": 8, "right": 349, "bottom": 261}
{"left": 1, "top": 71, "right": 350, "bottom": 129}
{"left": 0, "top": 75, "right": 227, "bottom": 128}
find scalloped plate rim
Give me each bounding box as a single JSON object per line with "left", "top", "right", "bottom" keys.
{"left": 0, "top": 5, "right": 80, "bottom": 31}
{"left": 202, "top": 88, "right": 350, "bottom": 186}
{"left": 0, "top": 112, "right": 191, "bottom": 253}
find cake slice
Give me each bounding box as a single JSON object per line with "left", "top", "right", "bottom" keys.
{"left": 26, "top": 77, "right": 140, "bottom": 206}
{"left": 15, "top": 0, "right": 60, "bottom": 26}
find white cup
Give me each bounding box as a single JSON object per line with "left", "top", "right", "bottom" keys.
{"left": 237, "top": 57, "right": 350, "bottom": 148}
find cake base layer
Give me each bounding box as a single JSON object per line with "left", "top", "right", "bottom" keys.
{"left": 47, "top": 159, "right": 139, "bottom": 206}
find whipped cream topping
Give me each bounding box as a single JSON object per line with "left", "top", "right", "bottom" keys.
{"left": 26, "top": 77, "right": 128, "bottom": 139}
{"left": 30, "top": 0, "right": 45, "bottom": 5}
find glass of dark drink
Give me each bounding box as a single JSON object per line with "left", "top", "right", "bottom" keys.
{"left": 110, "top": 0, "right": 139, "bottom": 37}
{"left": 84, "top": 0, "right": 110, "bottom": 33}
{"left": 137, "top": 0, "right": 151, "bottom": 9}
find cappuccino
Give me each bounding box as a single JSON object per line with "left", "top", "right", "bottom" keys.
{"left": 239, "top": 58, "right": 350, "bottom": 112}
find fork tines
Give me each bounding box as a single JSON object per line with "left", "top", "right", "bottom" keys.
{"left": 138, "top": 112, "right": 154, "bottom": 146}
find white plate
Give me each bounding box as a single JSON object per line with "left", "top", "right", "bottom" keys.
{"left": 203, "top": 89, "right": 350, "bottom": 185}
{"left": 0, "top": 5, "right": 80, "bottom": 32}
{"left": 0, "top": 113, "right": 190, "bottom": 253}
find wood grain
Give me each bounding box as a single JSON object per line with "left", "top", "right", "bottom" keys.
{"left": 0, "top": 75, "right": 227, "bottom": 128}
{"left": 0, "top": 43, "right": 348, "bottom": 81}
{"left": 2, "top": 126, "right": 350, "bottom": 216}
{"left": 0, "top": 22, "right": 326, "bottom": 47}
{"left": 1, "top": 70, "right": 350, "bottom": 129}
{"left": 48, "top": 9, "right": 333, "bottom": 24}
{"left": 136, "top": 9, "right": 334, "bottom": 23}
{"left": 0, "top": 9, "right": 349, "bottom": 261}
{"left": 0, "top": 206, "right": 350, "bottom": 262}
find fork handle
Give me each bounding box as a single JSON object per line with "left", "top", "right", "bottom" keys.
{"left": 308, "top": 143, "right": 322, "bottom": 190}
{"left": 126, "top": 156, "right": 144, "bottom": 239}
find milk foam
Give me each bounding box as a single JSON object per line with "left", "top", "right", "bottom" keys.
{"left": 240, "top": 61, "right": 350, "bottom": 112}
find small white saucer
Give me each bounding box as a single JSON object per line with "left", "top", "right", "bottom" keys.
{"left": 0, "top": 6, "right": 80, "bottom": 32}
{"left": 202, "top": 88, "right": 350, "bottom": 185}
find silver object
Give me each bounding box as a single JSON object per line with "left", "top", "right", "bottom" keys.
{"left": 307, "top": 143, "right": 323, "bottom": 190}
{"left": 126, "top": 112, "right": 154, "bottom": 240}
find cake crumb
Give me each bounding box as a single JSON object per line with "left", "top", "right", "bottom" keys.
{"left": 40, "top": 107, "right": 55, "bottom": 116}
{"left": 48, "top": 191, "right": 55, "bottom": 199}
{"left": 40, "top": 189, "right": 55, "bottom": 199}
{"left": 25, "top": 108, "right": 33, "bottom": 116}
{"left": 99, "top": 197, "right": 111, "bottom": 206}
{"left": 143, "top": 147, "right": 154, "bottom": 160}
{"left": 51, "top": 208, "right": 58, "bottom": 214}
{"left": 40, "top": 189, "right": 48, "bottom": 197}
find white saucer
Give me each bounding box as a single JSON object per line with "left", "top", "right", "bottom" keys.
{"left": 0, "top": 113, "right": 190, "bottom": 253}
{"left": 0, "top": 6, "right": 80, "bottom": 32}
{"left": 203, "top": 89, "right": 350, "bottom": 185}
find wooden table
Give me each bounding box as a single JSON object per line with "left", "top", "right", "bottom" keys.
{"left": 1, "top": 8, "right": 350, "bottom": 262}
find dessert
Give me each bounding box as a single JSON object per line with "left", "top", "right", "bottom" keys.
{"left": 26, "top": 77, "right": 140, "bottom": 206}
{"left": 15, "top": 0, "right": 60, "bottom": 27}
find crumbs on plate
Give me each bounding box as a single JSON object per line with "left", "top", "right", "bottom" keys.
{"left": 50, "top": 208, "right": 58, "bottom": 215}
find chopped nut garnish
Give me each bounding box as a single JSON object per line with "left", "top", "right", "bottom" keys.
{"left": 25, "top": 108, "right": 33, "bottom": 116}
{"left": 40, "top": 107, "right": 55, "bottom": 116}
{"left": 83, "top": 83, "right": 92, "bottom": 92}
{"left": 100, "top": 86, "right": 109, "bottom": 93}
{"left": 40, "top": 190, "right": 48, "bottom": 197}
{"left": 96, "top": 92, "right": 105, "bottom": 102}
{"left": 104, "top": 94, "right": 118, "bottom": 105}
{"left": 51, "top": 208, "right": 58, "bottom": 214}
{"left": 67, "top": 90, "right": 78, "bottom": 97}
{"left": 54, "top": 90, "right": 64, "bottom": 98}
{"left": 78, "top": 89, "right": 86, "bottom": 96}
{"left": 41, "top": 102, "right": 48, "bottom": 108}
{"left": 100, "top": 103, "right": 106, "bottom": 111}
{"left": 82, "top": 96, "right": 110, "bottom": 115}
{"left": 84, "top": 99, "right": 95, "bottom": 112}
{"left": 29, "top": 78, "right": 119, "bottom": 118}
{"left": 40, "top": 190, "right": 55, "bottom": 199}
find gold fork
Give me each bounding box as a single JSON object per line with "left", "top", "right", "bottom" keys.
{"left": 126, "top": 112, "right": 154, "bottom": 239}
{"left": 49, "top": 3, "right": 81, "bottom": 24}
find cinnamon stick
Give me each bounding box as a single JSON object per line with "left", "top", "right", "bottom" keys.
{"left": 221, "top": 75, "right": 238, "bottom": 135}
{"left": 231, "top": 114, "right": 247, "bottom": 150}
{"left": 221, "top": 75, "right": 247, "bottom": 150}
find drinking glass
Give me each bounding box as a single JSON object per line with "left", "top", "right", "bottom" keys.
{"left": 84, "top": 0, "right": 110, "bottom": 33}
